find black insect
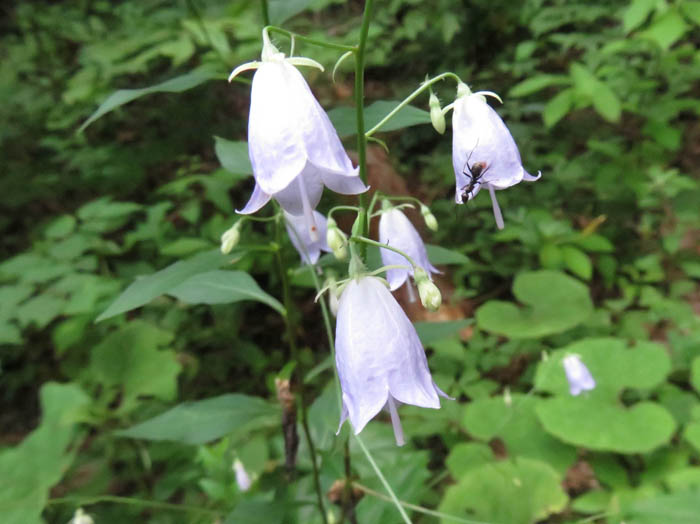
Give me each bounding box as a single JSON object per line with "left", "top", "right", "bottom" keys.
{"left": 460, "top": 145, "right": 489, "bottom": 201}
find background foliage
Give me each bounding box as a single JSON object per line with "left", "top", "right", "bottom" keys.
{"left": 1, "top": 0, "right": 700, "bottom": 522}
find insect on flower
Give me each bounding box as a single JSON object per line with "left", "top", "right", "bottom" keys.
{"left": 460, "top": 142, "right": 489, "bottom": 201}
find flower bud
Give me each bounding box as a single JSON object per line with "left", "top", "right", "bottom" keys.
{"left": 326, "top": 218, "right": 348, "bottom": 261}
{"left": 68, "top": 508, "right": 94, "bottom": 524}
{"left": 415, "top": 267, "right": 442, "bottom": 312}
{"left": 420, "top": 204, "right": 438, "bottom": 232}
{"left": 429, "top": 93, "right": 446, "bottom": 134}
{"left": 220, "top": 221, "right": 242, "bottom": 254}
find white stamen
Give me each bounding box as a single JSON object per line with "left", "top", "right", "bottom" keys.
{"left": 387, "top": 396, "right": 405, "bottom": 446}
{"left": 488, "top": 185, "right": 504, "bottom": 230}
{"left": 297, "top": 176, "right": 319, "bottom": 242}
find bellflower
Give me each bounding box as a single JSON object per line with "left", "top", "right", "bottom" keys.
{"left": 378, "top": 206, "right": 439, "bottom": 291}
{"left": 451, "top": 83, "right": 540, "bottom": 229}
{"left": 335, "top": 276, "right": 447, "bottom": 445}
{"left": 233, "top": 459, "right": 252, "bottom": 492}
{"left": 284, "top": 210, "right": 330, "bottom": 264}
{"left": 230, "top": 32, "right": 368, "bottom": 240}
{"left": 562, "top": 354, "right": 596, "bottom": 396}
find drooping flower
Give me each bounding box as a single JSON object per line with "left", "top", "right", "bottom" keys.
{"left": 230, "top": 32, "right": 368, "bottom": 239}
{"left": 451, "top": 83, "right": 540, "bottom": 229}
{"left": 562, "top": 354, "right": 596, "bottom": 395}
{"left": 284, "top": 210, "right": 330, "bottom": 264}
{"left": 233, "top": 459, "right": 252, "bottom": 492}
{"left": 378, "top": 206, "right": 439, "bottom": 291}
{"left": 335, "top": 276, "right": 448, "bottom": 445}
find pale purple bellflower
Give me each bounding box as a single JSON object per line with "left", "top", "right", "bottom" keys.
{"left": 451, "top": 83, "right": 540, "bottom": 229}
{"left": 229, "top": 33, "right": 368, "bottom": 241}
{"left": 378, "top": 206, "right": 439, "bottom": 292}
{"left": 335, "top": 276, "right": 448, "bottom": 445}
{"left": 562, "top": 354, "right": 596, "bottom": 395}
{"left": 284, "top": 210, "right": 330, "bottom": 264}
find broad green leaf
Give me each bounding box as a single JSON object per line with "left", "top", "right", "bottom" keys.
{"left": 463, "top": 394, "right": 576, "bottom": 473}
{"left": 640, "top": 9, "right": 689, "bottom": 50}
{"left": 224, "top": 500, "right": 285, "bottom": 524}
{"left": 0, "top": 383, "right": 89, "bottom": 524}
{"left": 269, "top": 0, "right": 314, "bottom": 24}
{"left": 116, "top": 394, "right": 281, "bottom": 444}
{"left": 414, "top": 319, "right": 472, "bottom": 346}
{"left": 561, "top": 245, "right": 593, "bottom": 280}
{"left": 425, "top": 244, "right": 469, "bottom": 265}
{"left": 543, "top": 88, "right": 574, "bottom": 127}
{"left": 476, "top": 270, "right": 593, "bottom": 339}
{"left": 591, "top": 82, "right": 622, "bottom": 123}
{"left": 168, "top": 270, "right": 284, "bottom": 314}
{"left": 573, "top": 233, "right": 614, "bottom": 253}
{"left": 97, "top": 249, "right": 231, "bottom": 321}
{"left": 445, "top": 442, "right": 494, "bottom": 478}
{"left": 539, "top": 242, "right": 563, "bottom": 268}
{"left": 91, "top": 321, "right": 181, "bottom": 412}
{"left": 681, "top": 1, "right": 700, "bottom": 25}
{"left": 79, "top": 69, "right": 220, "bottom": 131}
{"left": 438, "top": 457, "right": 568, "bottom": 524}
{"left": 328, "top": 100, "right": 430, "bottom": 138}
{"left": 684, "top": 421, "right": 700, "bottom": 453}
{"left": 509, "top": 74, "right": 570, "bottom": 98}
{"left": 691, "top": 357, "right": 700, "bottom": 393}
{"left": 214, "top": 137, "right": 252, "bottom": 175}
{"left": 621, "top": 490, "right": 700, "bottom": 523}
{"left": 44, "top": 215, "right": 77, "bottom": 239}
{"left": 622, "top": 0, "right": 657, "bottom": 33}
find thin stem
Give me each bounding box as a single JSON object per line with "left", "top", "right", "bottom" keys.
{"left": 353, "top": 484, "right": 493, "bottom": 524}
{"left": 353, "top": 435, "right": 412, "bottom": 524}
{"left": 365, "top": 72, "right": 462, "bottom": 137}
{"left": 265, "top": 25, "right": 356, "bottom": 53}
{"left": 350, "top": 235, "right": 418, "bottom": 268}
{"left": 47, "top": 495, "right": 221, "bottom": 516}
{"left": 273, "top": 212, "right": 328, "bottom": 524}
{"left": 261, "top": 0, "right": 270, "bottom": 26}
{"left": 327, "top": 205, "right": 360, "bottom": 221}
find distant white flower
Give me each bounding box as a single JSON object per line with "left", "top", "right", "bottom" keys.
{"left": 233, "top": 459, "right": 252, "bottom": 492}
{"left": 67, "top": 508, "right": 94, "bottom": 524}
{"left": 284, "top": 210, "right": 330, "bottom": 264}
{"left": 231, "top": 33, "right": 368, "bottom": 240}
{"left": 335, "top": 276, "right": 448, "bottom": 445}
{"left": 451, "top": 84, "right": 540, "bottom": 229}
{"left": 562, "top": 354, "right": 595, "bottom": 395}
{"left": 378, "top": 207, "right": 439, "bottom": 291}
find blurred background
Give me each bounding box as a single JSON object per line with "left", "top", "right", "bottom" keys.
{"left": 1, "top": 0, "right": 699, "bottom": 523}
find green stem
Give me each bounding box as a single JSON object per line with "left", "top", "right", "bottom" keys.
{"left": 365, "top": 72, "right": 462, "bottom": 137}
{"left": 261, "top": 0, "right": 270, "bottom": 26}
{"left": 47, "top": 495, "right": 221, "bottom": 516}
{"left": 273, "top": 213, "right": 328, "bottom": 524}
{"left": 350, "top": 235, "right": 418, "bottom": 268}
{"left": 354, "top": 435, "right": 413, "bottom": 524}
{"left": 265, "top": 25, "right": 356, "bottom": 53}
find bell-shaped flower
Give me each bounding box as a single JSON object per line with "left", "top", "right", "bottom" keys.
{"left": 562, "top": 354, "right": 596, "bottom": 396}
{"left": 233, "top": 459, "right": 252, "bottom": 492}
{"left": 451, "top": 83, "right": 540, "bottom": 229}
{"left": 378, "top": 206, "right": 439, "bottom": 291}
{"left": 284, "top": 210, "right": 330, "bottom": 264}
{"left": 335, "top": 276, "right": 448, "bottom": 445}
{"left": 230, "top": 32, "right": 368, "bottom": 241}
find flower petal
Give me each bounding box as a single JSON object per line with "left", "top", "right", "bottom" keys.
{"left": 284, "top": 210, "right": 330, "bottom": 264}
{"left": 236, "top": 182, "right": 271, "bottom": 215}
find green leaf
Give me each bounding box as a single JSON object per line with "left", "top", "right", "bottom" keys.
{"left": 561, "top": 245, "right": 593, "bottom": 280}
{"left": 509, "top": 74, "right": 570, "bottom": 98}
{"left": 0, "top": 383, "right": 89, "bottom": 524}
{"left": 622, "top": 0, "right": 657, "bottom": 33}
{"left": 573, "top": 233, "right": 614, "bottom": 253}
{"left": 168, "top": 270, "right": 284, "bottom": 314}
{"left": 425, "top": 244, "right": 469, "bottom": 264}
{"left": 214, "top": 137, "right": 253, "bottom": 175}
{"left": 476, "top": 270, "right": 593, "bottom": 339}
{"left": 681, "top": 1, "right": 700, "bottom": 25}
{"left": 91, "top": 321, "right": 181, "bottom": 412}
{"left": 414, "top": 319, "right": 472, "bottom": 346}
{"left": 641, "top": 9, "right": 689, "bottom": 50}
{"left": 621, "top": 491, "right": 700, "bottom": 523}
{"left": 539, "top": 243, "right": 563, "bottom": 269}
{"left": 445, "top": 442, "right": 494, "bottom": 478}
{"left": 463, "top": 394, "right": 576, "bottom": 473}
{"left": 79, "top": 69, "right": 220, "bottom": 132}
{"left": 438, "top": 457, "right": 568, "bottom": 524}
{"left": 328, "top": 100, "right": 430, "bottom": 138}
{"left": 591, "top": 82, "right": 622, "bottom": 123}
{"left": 224, "top": 500, "right": 285, "bottom": 524}
{"left": 116, "top": 394, "right": 281, "bottom": 444}
{"left": 268, "top": 0, "right": 314, "bottom": 24}
{"left": 543, "top": 88, "right": 574, "bottom": 128}
{"left": 691, "top": 357, "right": 700, "bottom": 393}
{"left": 97, "top": 249, "right": 231, "bottom": 321}
{"left": 684, "top": 421, "right": 700, "bottom": 452}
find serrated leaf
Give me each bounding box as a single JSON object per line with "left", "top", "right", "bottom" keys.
{"left": 80, "top": 69, "right": 220, "bottom": 131}
{"left": 97, "top": 250, "right": 231, "bottom": 321}
{"left": 117, "top": 394, "right": 281, "bottom": 444}
{"left": 168, "top": 270, "right": 284, "bottom": 314}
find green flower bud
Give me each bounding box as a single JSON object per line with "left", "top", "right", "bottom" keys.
{"left": 429, "top": 93, "right": 446, "bottom": 134}
{"left": 326, "top": 218, "right": 348, "bottom": 261}
{"left": 220, "top": 221, "right": 242, "bottom": 254}
{"left": 420, "top": 204, "right": 438, "bottom": 232}
{"left": 414, "top": 267, "right": 442, "bottom": 312}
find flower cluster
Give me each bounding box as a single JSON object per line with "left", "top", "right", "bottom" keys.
{"left": 226, "top": 30, "right": 541, "bottom": 445}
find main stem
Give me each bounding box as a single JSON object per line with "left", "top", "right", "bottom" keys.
{"left": 274, "top": 215, "right": 327, "bottom": 524}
